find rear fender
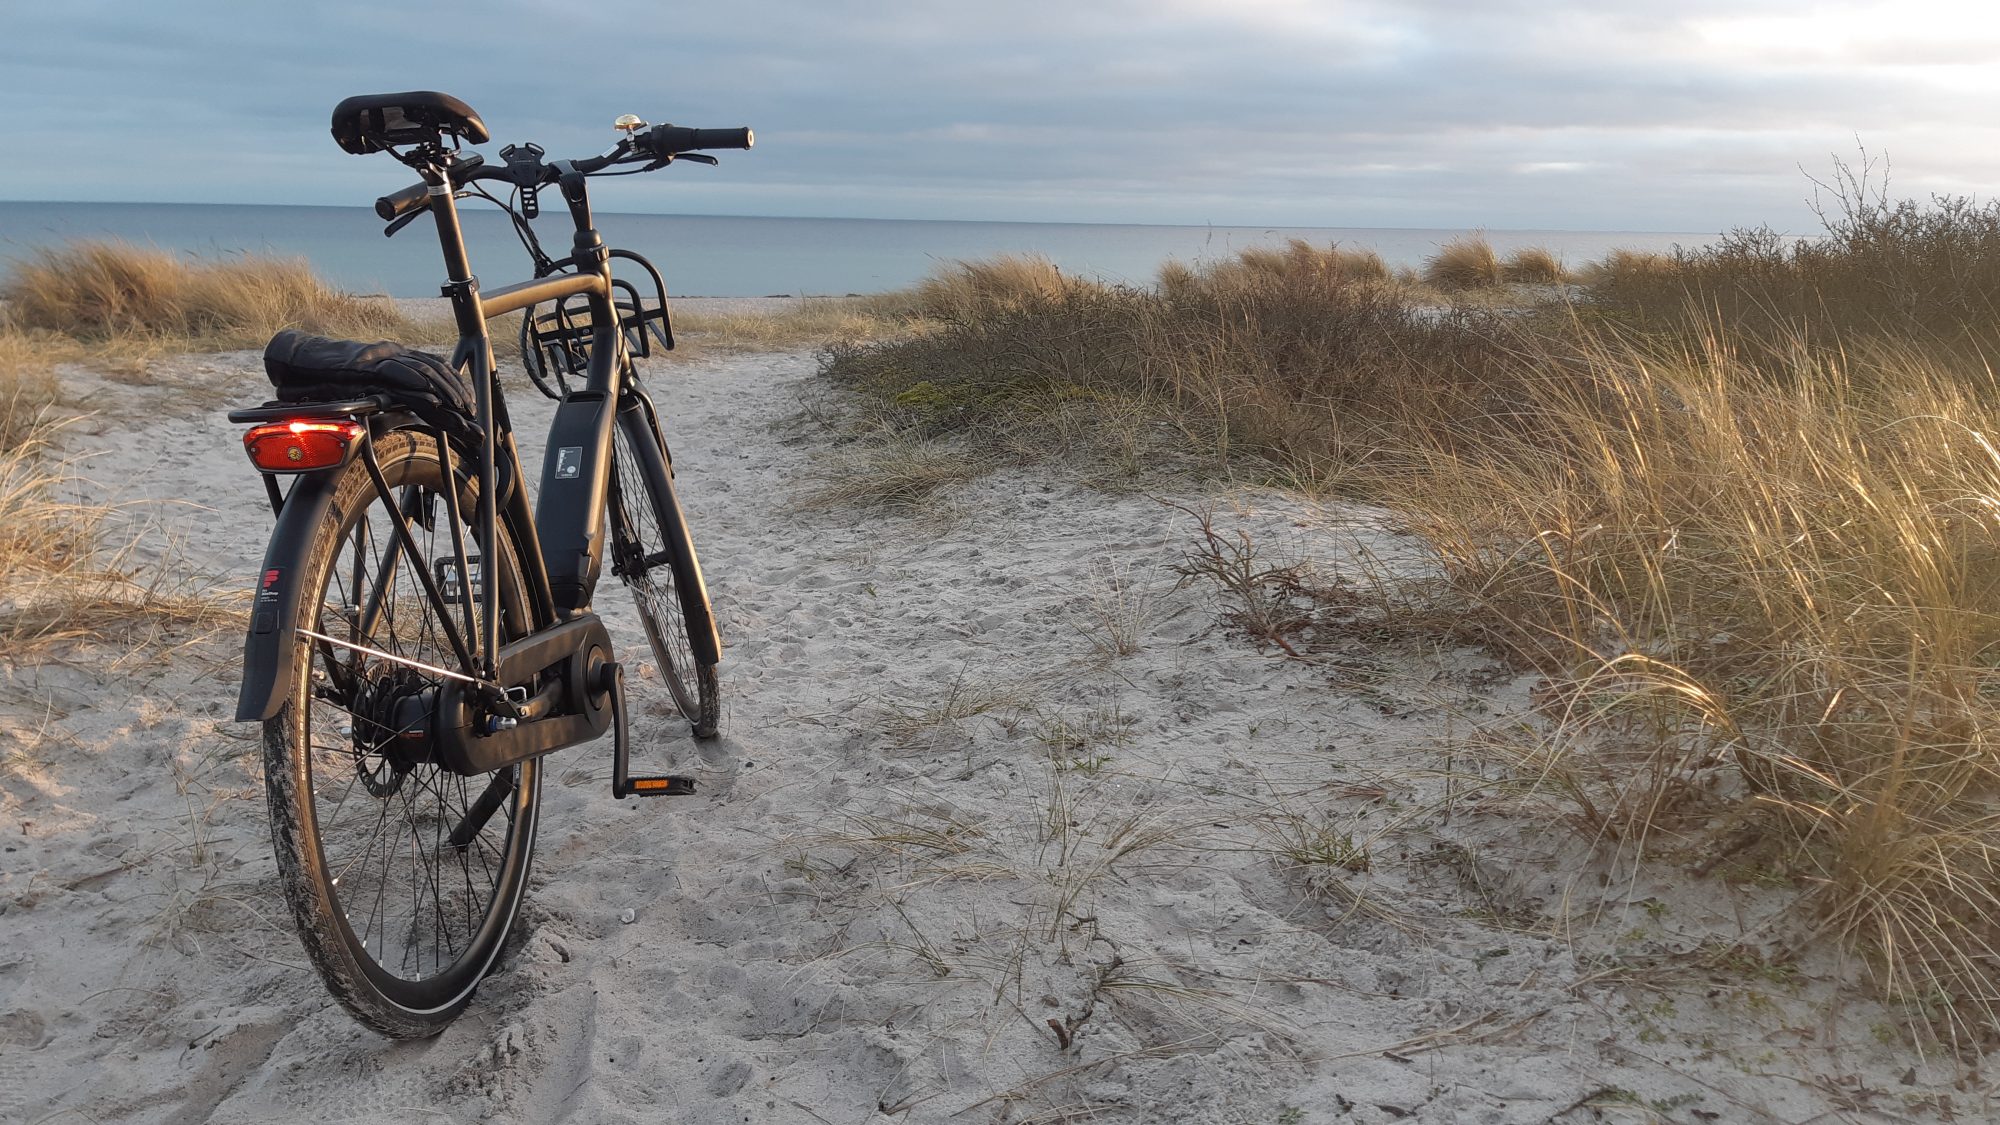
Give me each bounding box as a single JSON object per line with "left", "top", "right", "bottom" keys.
{"left": 234, "top": 470, "right": 344, "bottom": 722}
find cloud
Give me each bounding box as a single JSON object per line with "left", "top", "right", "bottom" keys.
{"left": 1, "top": 0, "right": 1995, "bottom": 232}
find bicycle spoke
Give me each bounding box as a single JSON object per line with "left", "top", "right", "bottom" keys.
{"left": 287, "top": 454, "right": 527, "bottom": 994}
{"left": 609, "top": 411, "right": 708, "bottom": 729}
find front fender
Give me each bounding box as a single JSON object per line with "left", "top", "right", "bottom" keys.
{"left": 234, "top": 471, "right": 345, "bottom": 722}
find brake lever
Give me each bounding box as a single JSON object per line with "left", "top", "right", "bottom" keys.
{"left": 676, "top": 153, "right": 719, "bottom": 166}
{"left": 383, "top": 207, "right": 427, "bottom": 239}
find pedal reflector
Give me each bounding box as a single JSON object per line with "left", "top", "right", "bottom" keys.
{"left": 627, "top": 775, "right": 696, "bottom": 796}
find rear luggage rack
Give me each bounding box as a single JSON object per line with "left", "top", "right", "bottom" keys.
{"left": 228, "top": 394, "right": 394, "bottom": 425}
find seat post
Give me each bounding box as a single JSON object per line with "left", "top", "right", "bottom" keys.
{"left": 425, "top": 166, "right": 486, "bottom": 336}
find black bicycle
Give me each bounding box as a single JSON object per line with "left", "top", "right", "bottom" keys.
{"left": 226, "top": 92, "right": 747, "bottom": 1037}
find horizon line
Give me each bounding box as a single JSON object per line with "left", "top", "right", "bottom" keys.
{"left": 0, "top": 198, "right": 1721, "bottom": 238}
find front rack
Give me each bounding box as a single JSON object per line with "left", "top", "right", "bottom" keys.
{"left": 518, "top": 248, "right": 675, "bottom": 399}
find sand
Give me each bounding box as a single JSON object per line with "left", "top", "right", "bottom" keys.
{"left": 1, "top": 342, "right": 1986, "bottom": 1124}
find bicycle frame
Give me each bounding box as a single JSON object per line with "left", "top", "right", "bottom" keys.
{"left": 234, "top": 160, "right": 648, "bottom": 747}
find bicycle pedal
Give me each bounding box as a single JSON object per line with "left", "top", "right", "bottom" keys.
{"left": 620, "top": 774, "right": 696, "bottom": 797}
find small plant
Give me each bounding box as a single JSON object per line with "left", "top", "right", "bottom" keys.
{"left": 878, "top": 672, "right": 1013, "bottom": 749}
{"left": 1069, "top": 557, "right": 1160, "bottom": 658}
{"left": 1031, "top": 704, "right": 1132, "bottom": 761}
{"left": 1170, "top": 504, "right": 1314, "bottom": 653}
{"left": 796, "top": 429, "right": 981, "bottom": 511}
{"left": 1261, "top": 811, "right": 1371, "bottom": 874}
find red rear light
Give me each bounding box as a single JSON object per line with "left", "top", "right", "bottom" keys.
{"left": 243, "top": 420, "right": 365, "bottom": 472}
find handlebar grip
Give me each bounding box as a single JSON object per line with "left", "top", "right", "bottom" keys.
{"left": 643, "top": 124, "right": 754, "bottom": 155}
{"left": 373, "top": 154, "right": 486, "bottom": 220}
{"left": 375, "top": 181, "right": 430, "bottom": 222}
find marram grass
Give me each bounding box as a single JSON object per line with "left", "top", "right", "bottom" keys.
{"left": 827, "top": 196, "right": 2000, "bottom": 1037}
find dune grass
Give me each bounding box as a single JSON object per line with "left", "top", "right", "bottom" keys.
{"left": 1422, "top": 235, "right": 1501, "bottom": 289}
{"left": 0, "top": 243, "right": 359, "bottom": 659}
{"left": 1379, "top": 331, "right": 2000, "bottom": 1034}
{"left": 912, "top": 254, "right": 1081, "bottom": 323}
{"left": 3, "top": 240, "right": 406, "bottom": 349}
{"left": 1162, "top": 239, "right": 1391, "bottom": 300}
{"left": 0, "top": 410, "right": 235, "bottom": 658}
{"left": 822, "top": 193, "right": 2000, "bottom": 1038}
{"left": 826, "top": 242, "right": 1523, "bottom": 479}
{"left": 1500, "top": 246, "right": 1567, "bottom": 284}
{"left": 0, "top": 323, "right": 74, "bottom": 451}
{"left": 670, "top": 294, "right": 915, "bottom": 352}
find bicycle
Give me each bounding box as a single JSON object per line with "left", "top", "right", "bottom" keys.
{"left": 225, "top": 91, "right": 749, "bottom": 1037}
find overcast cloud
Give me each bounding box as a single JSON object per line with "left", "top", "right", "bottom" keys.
{"left": 3, "top": 0, "right": 1997, "bottom": 232}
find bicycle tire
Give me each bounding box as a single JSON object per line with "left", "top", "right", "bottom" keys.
{"left": 262, "top": 429, "right": 540, "bottom": 1038}
{"left": 608, "top": 390, "right": 721, "bottom": 738}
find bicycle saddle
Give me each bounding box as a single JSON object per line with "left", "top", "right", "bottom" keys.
{"left": 332, "top": 91, "right": 489, "bottom": 155}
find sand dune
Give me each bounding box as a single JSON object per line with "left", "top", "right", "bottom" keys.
{"left": 0, "top": 346, "right": 1966, "bottom": 1123}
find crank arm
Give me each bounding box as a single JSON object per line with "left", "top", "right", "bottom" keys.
{"left": 605, "top": 661, "right": 696, "bottom": 798}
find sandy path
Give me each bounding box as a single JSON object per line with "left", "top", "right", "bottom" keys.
{"left": 1, "top": 347, "right": 1961, "bottom": 1124}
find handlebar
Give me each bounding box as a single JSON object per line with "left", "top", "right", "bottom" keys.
{"left": 373, "top": 122, "right": 751, "bottom": 221}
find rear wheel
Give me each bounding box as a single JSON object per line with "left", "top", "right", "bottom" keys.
{"left": 263, "top": 430, "right": 539, "bottom": 1038}
{"left": 609, "top": 392, "right": 720, "bottom": 738}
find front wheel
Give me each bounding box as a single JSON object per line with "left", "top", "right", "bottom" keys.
{"left": 262, "top": 430, "right": 539, "bottom": 1038}
{"left": 609, "top": 394, "right": 721, "bottom": 738}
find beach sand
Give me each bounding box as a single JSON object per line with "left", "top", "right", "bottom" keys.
{"left": 0, "top": 339, "right": 1976, "bottom": 1123}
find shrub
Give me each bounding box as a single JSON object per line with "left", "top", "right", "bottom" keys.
{"left": 1584, "top": 159, "right": 2000, "bottom": 354}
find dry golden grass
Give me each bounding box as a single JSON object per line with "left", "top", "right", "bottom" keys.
{"left": 1581, "top": 247, "right": 1679, "bottom": 286}
{"left": 913, "top": 254, "right": 1085, "bottom": 322}
{"left": 794, "top": 429, "right": 981, "bottom": 511}
{"left": 825, "top": 186, "right": 2000, "bottom": 1035}
{"left": 1422, "top": 235, "right": 1500, "bottom": 289}
{"left": 670, "top": 294, "right": 913, "bottom": 351}
{"left": 1499, "top": 246, "right": 1567, "bottom": 284}
{"left": 1164, "top": 239, "right": 1390, "bottom": 300}
{"left": 3, "top": 240, "right": 406, "bottom": 350}
{"left": 0, "top": 413, "right": 235, "bottom": 659}
{"left": 0, "top": 244, "right": 336, "bottom": 658}
{"left": 828, "top": 246, "right": 1516, "bottom": 480}
{"left": 1381, "top": 329, "right": 2000, "bottom": 1038}
{"left": 0, "top": 326, "right": 74, "bottom": 451}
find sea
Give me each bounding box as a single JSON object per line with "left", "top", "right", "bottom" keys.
{"left": 0, "top": 201, "right": 1721, "bottom": 299}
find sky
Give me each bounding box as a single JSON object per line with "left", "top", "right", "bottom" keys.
{"left": 3, "top": 0, "right": 1999, "bottom": 233}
